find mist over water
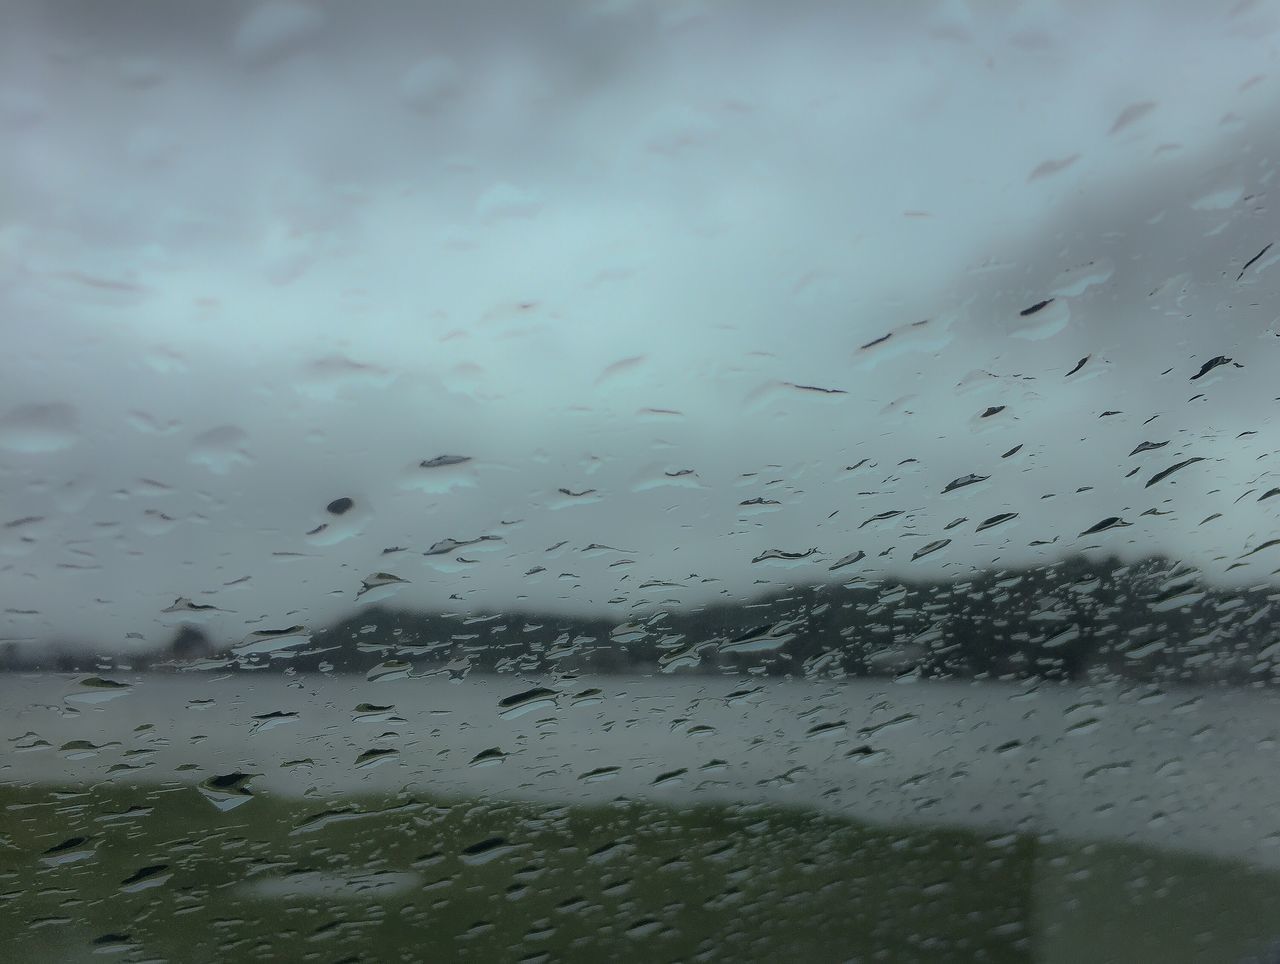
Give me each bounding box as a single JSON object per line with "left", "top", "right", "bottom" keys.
{"left": 3, "top": 1, "right": 1280, "bottom": 653}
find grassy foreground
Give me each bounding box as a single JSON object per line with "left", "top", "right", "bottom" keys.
{"left": 1, "top": 783, "right": 1278, "bottom": 962}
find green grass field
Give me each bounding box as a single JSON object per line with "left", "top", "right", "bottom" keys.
{"left": 2, "top": 783, "right": 1278, "bottom": 962}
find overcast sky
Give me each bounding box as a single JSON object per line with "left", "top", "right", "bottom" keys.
{"left": 2, "top": 0, "right": 1280, "bottom": 653}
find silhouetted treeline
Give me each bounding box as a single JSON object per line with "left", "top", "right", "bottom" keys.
{"left": 3, "top": 555, "right": 1277, "bottom": 685}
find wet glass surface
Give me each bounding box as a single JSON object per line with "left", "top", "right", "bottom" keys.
{"left": 3, "top": 2, "right": 1280, "bottom": 961}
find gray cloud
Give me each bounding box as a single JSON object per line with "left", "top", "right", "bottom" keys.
{"left": 2, "top": 1, "right": 1279, "bottom": 652}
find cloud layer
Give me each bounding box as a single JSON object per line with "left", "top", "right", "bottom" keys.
{"left": 2, "top": 1, "right": 1280, "bottom": 652}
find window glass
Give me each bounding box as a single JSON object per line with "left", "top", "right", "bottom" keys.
{"left": 4, "top": 3, "right": 1280, "bottom": 960}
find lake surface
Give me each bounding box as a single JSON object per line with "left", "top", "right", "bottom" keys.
{"left": 6, "top": 672, "right": 1279, "bottom": 871}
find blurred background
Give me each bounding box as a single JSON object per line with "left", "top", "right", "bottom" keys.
{"left": 3, "top": 2, "right": 1280, "bottom": 960}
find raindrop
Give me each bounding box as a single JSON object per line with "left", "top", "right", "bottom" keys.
{"left": 857, "top": 713, "right": 918, "bottom": 738}
{"left": 1190, "top": 356, "right": 1237, "bottom": 380}
{"left": 1109, "top": 100, "right": 1157, "bottom": 134}
{"left": 499, "top": 686, "right": 559, "bottom": 720}
{"left": 912, "top": 539, "right": 950, "bottom": 561}
{"left": 860, "top": 510, "right": 904, "bottom": 529}
{"left": 829, "top": 551, "right": 866, "bottom": 571}
{"left": 250, "top": 710, "right": 299, "bottom": 732}
{"left": 652, "top": 768, "right": 687, "bottom": 786}
{"left": 460, "top": 837, "right": 517, "bottom": 866}
{"left": 720, "top": 623, "right": 796, "bottom": 654}
{"left": 368, "top": 660, "right": 412, "bottom": 683}
{"left": 468, "top": 747, "right": 508, "bottom": 768}
{"left": 425, "top": 535, "right": 501, "bottom": 556}
{"left": 60, "top": 740, "right": 109, "bottom": 760}
{"left": 976, "top": 513, "right": 1018, "bottom": 532}
{"left": 805, "top": 721, "right": 848, "bottom": 740}
{"left": 1237, "top": 242, "right": 1273, "bottom": 281}
{"left": 942, "top": 474, "right": 989, "bottom": 494}
{"left": 1145, "top": 457, "right": 1206, "bottom": 487}
{"left": 1027, "top": 155, "right": 1079, "bottom": 180}
{"left": 356, "top": 571, "right": 409, "bottom": 602}
{"left": 626, "top": 918, "right": 663, "bottom": 939}
{"left": 751, "top": 547, "right": 818, "bottom": 565}
{"left": 65, "top": 676, "right": 132, "bottom": 705}
{"left": 161, "top": 597, "right": 221, "bottom": 616}
{"left": 120, "top": 864, "right": 171, "bottom": 893}
{"left": 571, "top": 688, "right": 604, "bottom": 707}
{"left": 231, "top": 625, "right": 311, "bottom": 657}
{"left": 420, "top": 454, "right": 470, "bottom": 468}
{"left": 1079, "top": 517, "right": 1131, "bottom": 537}
{"left": 198, "top": 772, "right": 256, "bottom": 811}
{"left": 354, "top": 747, "right": 399, "bottom": 769}
{"left": 41, "top": 836, "right": 97, "bottom": 867}
{"left": 352, "top": 703, "right": 402, "bottom": 724}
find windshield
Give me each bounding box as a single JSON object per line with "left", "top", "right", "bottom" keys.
{"left": 4, "top": 3, "right": 1280, "bottom": 961}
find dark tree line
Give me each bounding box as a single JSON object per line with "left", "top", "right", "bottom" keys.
{"left": 4, "top": 555, "right": 1277, "bottom": 685}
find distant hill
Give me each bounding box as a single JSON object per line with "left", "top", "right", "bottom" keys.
{"left": 4, "top": 555, "right": 1276, "bottom": 686}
